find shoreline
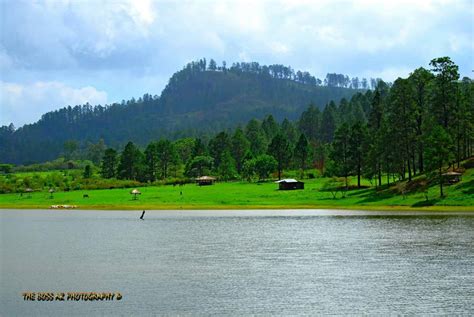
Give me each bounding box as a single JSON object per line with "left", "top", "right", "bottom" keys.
{"left": 1, "top": 204, "right": 473, "bottom": 212}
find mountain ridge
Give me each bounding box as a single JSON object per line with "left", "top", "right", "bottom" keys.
{"left": 1, "top": 60, "right": 365, "bottom": 164}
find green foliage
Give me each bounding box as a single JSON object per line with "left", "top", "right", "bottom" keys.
{"left": 245, "top": 119, "right": 267, "bottom": 156}
{"left": 185, "top": 155, "right": 214, "bottom": 177}
{"left": 429, "top": 57, "right": 459, "bottom": 128}
{"left": 0, "top": 59, "right": 360, "bottom": 165}
{"left": 231, "top": 128, "right": 250, "bottom": 174}
{"left": 298, "top": 104, "right": 321, "bottom": 142}
{"left": 209, "top": 132, "right": 231, "bottom": 170}
{"left": 293, "top": 133, "right": 310, "bottom": 178}
{"left": 348, "top": 122, "right": 368, "bottom": 187}
{"left": 321, "top": 177, "right": 348, "bottom": 199}
{"left": 320, "top": 102, "right": 337, "bottom": 143}
{"left": 253, "top": 154, "right": 277, "bottom": 181}
{"left": 1, "top": 56, "right": 472, "bottom": 204}
{"left": 83, "top": 165, "right": 92, "bottom": 179}
{"left": 174, "top": 138, "right": 195, "bottom": 164}
{"left": 218, "top": 150, "right": 237, "bottom": 181}
{"left": 330, "top": 124, "right": 350, "bottom": 187}
{"left": 0, "top": 164, "right": 14, "bottom": 174}
{"left": 101, "top": 148, "right": 118, "bottom": 179}
{"left": 86, "top": 139, "right": 106, "bottom": 165}
{"left": 267, "top": 134, "right": 291, "bottom": 179}
{"left": 155, "top": 140, "right": 178, "bottom": 179}
{"left": 117, "top": 142, "right": 144, "bottom": 181}
{"left": 424, "top": 124, "right": 454, "bottom": 197}
{"left": 0, "top": 164, "right": 472, "bottom": 209}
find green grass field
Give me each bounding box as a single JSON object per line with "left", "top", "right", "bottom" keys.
{"left": 0, "top": 168, "right": 472, "bottom": 211}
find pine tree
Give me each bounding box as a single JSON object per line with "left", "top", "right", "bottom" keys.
{"left": 218, "top": 149, "right": 237, "bottom": 180}
{"left": 408, "top": 67, "right": 434, "bottom": 173}
{"left": 268, "top": 134, "right": 291, "bottom": 180}
{"left": 298, "top": 104, "right": 321, "bottom": 142}
{"left": 330, "top": 123, "right": 351, "bottom": 188}
{"left": 117, "top": 142, "right": 143, "bottom": 180}
{"left": 144, "top": 142, "right": 158, "bottom": 181}
{"left": 231, "top": 128, "right": 250, "bottom": 174}
{"left": 294, "top": 133, "right": 310, "bottom": 178}
{"left": 156, "top": 140, "right": 178, "bottom": 179}
{"left": 245, "top": 119, "right": 267, "bottom": 156}
{"left": 101, "top": 148, "right": 118, "bottom": 179}
{"left": 320, "top": 102, "right": 337, "bottom": 143}
{"left": 424, "top": 124, "right": 454, "bottom": 197}
{"left": 348, "top": 123, "right": 368, "bottom": 188}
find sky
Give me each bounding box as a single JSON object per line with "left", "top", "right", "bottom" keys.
{"left": 1, "top": 0, "right": 473, "bottom": 127}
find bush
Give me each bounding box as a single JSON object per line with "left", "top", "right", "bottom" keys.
{"left": 321, "top": 177, "right": 348, "bottom": 199}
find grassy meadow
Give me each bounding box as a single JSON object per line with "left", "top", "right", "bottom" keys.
{"left": 0, "top": 167, "right": 472, "bottom": 211}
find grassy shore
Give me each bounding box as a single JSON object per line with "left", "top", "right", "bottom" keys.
{"left": 0, "top": 169, "right": 472, "bottom": 211}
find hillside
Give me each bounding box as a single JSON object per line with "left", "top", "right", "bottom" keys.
{"left": 0, "top": 60, "right": 362, "bottom": 164}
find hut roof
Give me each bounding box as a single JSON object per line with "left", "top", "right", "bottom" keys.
{"left": 130, "top": 189, "right": 141, "bottom": 194}
{"left": 25, "top": 188, "right": 33, "bottom": 192}
{"left": 442, "top": 171, "right": 462, "bottom": 176}
{"left": 48, "top": 189, "right": 55, "bottom": 193}
{"left": 274, "top": 179, "right": 300, "bottom": 183}
{"left": 196, "top": 176, "right": 216, "bottom": 181}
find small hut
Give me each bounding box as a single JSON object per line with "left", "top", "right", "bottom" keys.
{"left": 196, "top": 176, "right": 216, "bottom": 186}
{"left": 275, "top": 179, "right": 304, "bottom": 190}
{"left": 130, "top": 188, "right": 142, "bottom": 200}
{"left": 442, "top": 171, "right": 462, "bottom": 184}
{"left": 25, "top": 188, "right": 33, "bottom": 198}
{"left": 48, "top": 188, "right": 55, "bottom": 199}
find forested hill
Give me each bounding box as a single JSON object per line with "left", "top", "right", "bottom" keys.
{"left": 1, "top": 59, "right": 364, "bottom": 164}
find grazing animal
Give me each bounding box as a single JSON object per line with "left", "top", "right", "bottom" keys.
{"left": 83, "top": 194, "right": 89, "bottom": 198}
{"left": 140, "top": 210, "right": 145, "bottom": 220}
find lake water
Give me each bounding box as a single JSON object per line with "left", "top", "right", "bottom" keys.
{"left": 1, "top": 209, "right": 473, "bottom": 315}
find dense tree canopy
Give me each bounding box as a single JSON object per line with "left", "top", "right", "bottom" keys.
{"left": 2, "top": 56, "right": 472, "bottom": 199}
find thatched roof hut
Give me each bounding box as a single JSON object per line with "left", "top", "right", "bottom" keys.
{"left": 130, "top": 188, "right": 142, "bottom": 200}
{"left": 196, "top": 176, "right": 216, "bottom": 186}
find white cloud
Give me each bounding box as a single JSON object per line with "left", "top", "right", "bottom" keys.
{"left": 269, "top": 42, "right": 291, "bottom": 55}
{"left": 0, "top": 81, "right": 108, "bottom": 127}
{"left": 0, "top": 0, "right": 472, "bottom": 126}
{"left": 361, "top": 66, "right": 414, "bottom": 82}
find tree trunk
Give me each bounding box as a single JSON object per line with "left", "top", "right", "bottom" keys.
{"left": 357, "top": 163, "right": 361, "bottom": 188}
{"left": 439, "top": 167, "right": 444, "bottom": 197}
{"left": 457, "top": 136, "right": 460, "bottom": 168}
{"left": 407, "top": 158, "right": 412, "bottom": 182}
{"left": 378, "top": 163, "right": 382, "bottom": 187}
{"left": 418, "top": 145, "right": 424, "bottom": 173}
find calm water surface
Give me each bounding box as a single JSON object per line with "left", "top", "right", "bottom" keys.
{"left": 1, "top": 209, "right": 473, "bottom": 316}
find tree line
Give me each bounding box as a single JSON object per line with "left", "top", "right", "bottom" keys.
{"left": 177, "top": 57, "right": 381, "bottom": 89}
{"left": 98, "top": 57, "right": 472, "bottom": 197}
